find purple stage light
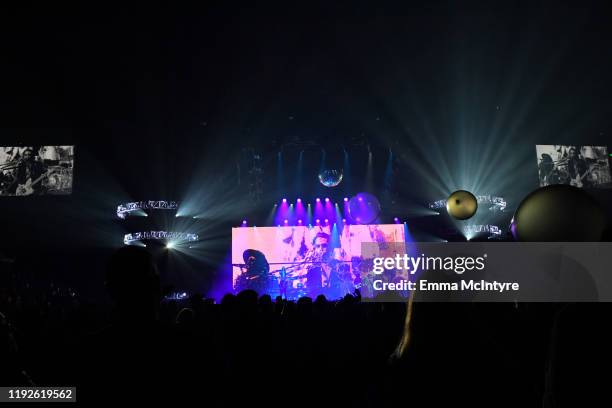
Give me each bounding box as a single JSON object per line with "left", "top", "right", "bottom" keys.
{"left": 316, "top": 219, "right": 320, "bottom": 223}
{"left": 242, "top": 220, "right": 247, "bottom": 225}
{"left": 298, "top": 219, "right": 302, "bottom": 224}
{"left": 282, "top": 198, "right": 287, "bottom": 203}
{"left": 316, "top": 198, "right": 321, "bottom": 202}
{"left": 297, "top": 198, "right": 302, "bottom": 203}
{"left": 325, "top": 197, "right": 330, "bottom": 202}
{"left": 358, "top": 197, "right": 363, "bottom": 202}
{"left": 342, "top": 218, "right": 346, "bottom": 223}
{"left": 394, "top": 217, "right": 400, "bottom": 223}
{"left": 324, "top": 218, "right": 329, "bottom": 223}
{"left": 344, "top": 197, "right": 349, "bottom": 202}
{"left": 284, "top": 219, "right": 288, "bottom": 224}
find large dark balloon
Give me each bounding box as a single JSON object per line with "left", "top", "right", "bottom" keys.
{"left": 511, "top": 185, "right": 607, "bottom": 242}
{"left": 446, "top": 190, "right": 478, "bottom": 220}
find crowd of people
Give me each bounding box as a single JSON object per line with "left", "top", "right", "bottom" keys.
{"left": 0, "top": 246, "right": 608, "bottom": 406}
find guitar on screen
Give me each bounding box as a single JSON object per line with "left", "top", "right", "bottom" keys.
{"left": 15, "top": 169, "right": 52, "bottom": 196}
{"left": 569, "top": 167, "right": 593, "bottom": 188}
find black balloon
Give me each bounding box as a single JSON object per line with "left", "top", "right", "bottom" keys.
{"left": 511, "top": 185, "right": 607, "bottom": 242}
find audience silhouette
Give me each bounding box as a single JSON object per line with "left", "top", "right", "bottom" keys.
{"left": 0, "top": 243, "right": 609, "bottom": 406}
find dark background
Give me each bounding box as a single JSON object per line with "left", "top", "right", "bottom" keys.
{"left": 1, "top": 1, "right": 611, "bottom": 297}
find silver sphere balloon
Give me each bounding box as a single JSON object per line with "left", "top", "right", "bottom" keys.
{"left": 318, "top": 169, "right": 343, "bottom": 187}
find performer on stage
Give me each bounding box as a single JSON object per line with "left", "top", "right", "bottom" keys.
{"left": 278, "top": 266, "right": 288, "bottom": 299}
{"left": 235, "top": 249, "right": 271, "bottom": 293}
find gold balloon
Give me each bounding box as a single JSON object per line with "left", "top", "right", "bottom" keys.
{"left": 446, "top": 190, "right": 478, "bottom": 220}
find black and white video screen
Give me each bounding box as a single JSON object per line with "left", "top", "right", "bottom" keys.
{"left": 0, "top": 146, "right": 74, "bottom": 196}
{"left": 536, "top": 145, "right": 611, "bottom": 188}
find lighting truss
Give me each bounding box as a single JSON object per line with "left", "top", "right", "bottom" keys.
{"left": 117, "top": 200, "right": 179, "bottom": 219}
{"left": 476, "top": 195, "right": 507, "bottom": 211}
{"left": 464, "top": 224, "right": 502, "bottom": 237}
{"left": 123, "top": 231, "right": 198, "bottom": 245}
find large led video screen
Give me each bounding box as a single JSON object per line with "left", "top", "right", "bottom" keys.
{"left": 0, "top": 146, "right": 74, "bottom": 196}
{"left": 232, "top": 224, "right": 406, "bottom": 298}
{"left": 536, "top": 145, "right": 611, "bottom": 188}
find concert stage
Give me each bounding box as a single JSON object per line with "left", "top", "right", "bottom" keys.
{"left": 232, "top": 223, "right": 406, "bottom": 300}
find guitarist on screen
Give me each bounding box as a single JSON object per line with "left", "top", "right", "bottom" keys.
{"left": 7, "top": 148, "right": 47, "bottom": 196}
{"left": 567, "top": 146, "right": 591, "bottom": 188}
